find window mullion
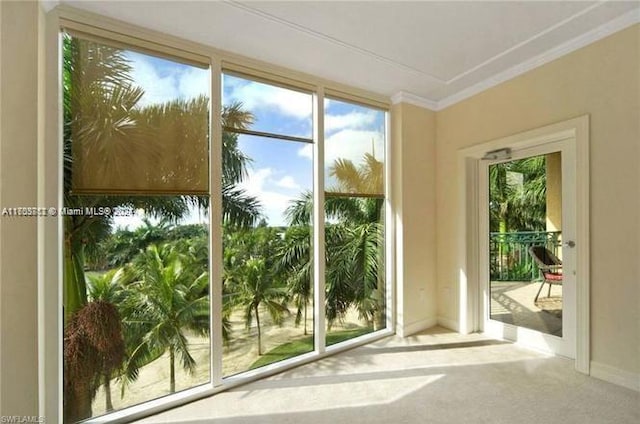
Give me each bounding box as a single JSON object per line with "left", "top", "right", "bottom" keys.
{"left": 384, "top": 111, "right": 394, "bottom": 332}
{"left": 313, "top": 88, "right": 326, "bottom": 354}
{"left": 210, "top": 57, "right": 224, "bottom": 387}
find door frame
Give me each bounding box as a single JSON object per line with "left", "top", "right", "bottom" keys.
{"left": 456, "top": 115, "right": 590, "bottom": 374}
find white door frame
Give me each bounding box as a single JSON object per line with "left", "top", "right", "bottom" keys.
{"left": 456, "top": 116, "right": 590, "bottom": 374}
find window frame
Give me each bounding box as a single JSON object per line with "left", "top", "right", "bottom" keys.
{"left": 42, "top": 6, "right": 393, "bottom": 423}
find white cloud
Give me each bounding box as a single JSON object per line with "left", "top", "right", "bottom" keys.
{"left": 238, "top": 168, "right": 301, "bottom": 226}
{"left": 298, "top": 144, "right": 313, "bottom": 160}
{"left": 296, "top": 128, "right": 385, "bottom": 165}
{"left": 325, "top": 129, "right": 384, "bottom": 165}
{"left": 178, "top": 67, "right": 210, "bottom": 100}
{"left": 224, "top": 78, "right": 312, "bottom": 120}
{"left": 276, "top": 176, "right": 301, "bottom": 190}
{"left": 325, "top": 111, "right": 377, "bottom": 132}
{"left": 127, "top": 52, "right": 209, "bottom": 108}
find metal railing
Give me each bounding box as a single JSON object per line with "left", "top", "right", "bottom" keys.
{"left": 489, "top": 231, "right": 561, "bottom": 281}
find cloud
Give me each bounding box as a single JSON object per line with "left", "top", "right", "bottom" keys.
{"left": 325, "top": 111, "right": 377, "bottom": 133}
{"left": 127, "top": 52, "right": 209, "bottom": 108}
{"left": 276, "top": 176, "right": 301, "bottom": 190}
{"left": 296, "top": 129, "right": 385, "bottom": 166}
{"left": 298, "top": 144, "right": 313, "bottom": 160}
{"left": 224, "top": 77, "right": 312, "bottom": 120}
{"left": 238, "top": 167, "right": 302, "bottom": 226}
{"left": 325, "top": 129, "right": 385, "bottom": 165}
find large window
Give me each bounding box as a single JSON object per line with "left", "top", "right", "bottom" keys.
{"left": 221, "top": 73, "right": 314, "bottom": 376}
{"left": 62, "top": 33, "right": 211, "bottom": 422}
{"left": 323, "top": 98, "right": 387, "bottom": 345}
{"left": 57, "top": 24, "right": 389, "bottom": 423}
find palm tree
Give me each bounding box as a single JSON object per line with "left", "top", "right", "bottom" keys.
{"left": 86, "top": 269, "right": 131, "bottom": 412}
{"left": 236, "top": 257, "right": 289, "bottom": 356}
{"left": 125, "top": 244, "right": 209, "bottom": 393}
{"left": 278, "top": 226, "right": 313, "bottom": 334}
{"left": 224, "top": 226, "right": 290, "bottom": 355}
{"left": 63, "top": 35, "right": 260, "bottom": 320}
{"left": 489, "top": 156, "right": 546, "bottom": 233}
{"left": 285, "top": 153, "right": 386, "bottom": 330}
{"left": 63, "top": 34, "right": 261, "bottom": 420}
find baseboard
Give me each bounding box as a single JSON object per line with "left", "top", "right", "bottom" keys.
{"left": 590, "top": 361, "right": 640, "bottom": 392}
{"left": 437, "top": 316, "right": 459, "bottom": 332}
{"left": 397, "top": 317, "right": 437, "bottom": 337}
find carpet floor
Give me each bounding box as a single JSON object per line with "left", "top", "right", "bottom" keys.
{"left": 136, "top": 327, "right": 639, "bottom": 424}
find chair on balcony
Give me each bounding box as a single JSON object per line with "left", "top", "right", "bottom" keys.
{"left": 528, "top": 245, "right": 562, "bottom": 303}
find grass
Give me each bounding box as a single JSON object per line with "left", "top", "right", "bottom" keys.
{"left": 249, "top": 327, "right": 373, "bottom": 370}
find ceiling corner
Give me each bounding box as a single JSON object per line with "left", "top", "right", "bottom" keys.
{"left": 391, "top": 91, "right": 439, "bottom": 111}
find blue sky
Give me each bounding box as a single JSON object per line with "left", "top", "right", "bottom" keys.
{"left": 114, "top": 51, "right": 385, "bottom": 229}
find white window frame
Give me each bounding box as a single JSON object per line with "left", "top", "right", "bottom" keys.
{"left": 40, "top": 5, "right": 394, "bottom": 423}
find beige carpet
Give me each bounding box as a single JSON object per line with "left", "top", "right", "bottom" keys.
{"left": 135, "top": 327, "right": 639, "bottom": 424}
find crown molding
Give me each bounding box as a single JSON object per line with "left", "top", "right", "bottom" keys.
{"left": 390, "top": 91, "right": 438, "bottom": 111}
{"left": 437, "top": 7, "right": 640, "bottom": 110}
{"left": 40, "top": 1, "right": 59, "bottom": 13}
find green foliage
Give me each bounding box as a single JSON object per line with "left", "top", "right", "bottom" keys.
{"left": 284, "top": 154, "right": 386, "bottom": 330}
{"left": 122, "top": 243, "right": 209, "bottom": 394}
{"left": 489, "top": 156, "right": 547, "bottom": 233}
{"left": 223, "top": 226, "right": 290, "bottom": 355}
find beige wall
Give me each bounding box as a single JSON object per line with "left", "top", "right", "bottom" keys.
{"left": 392, "top": 102, "right": 437, "bottom": 336}
{"left": 436, "top": 25, "right": 640, "bottom": 375}
{"left": 0, "top": 0, "right": 40, "bottom": 415}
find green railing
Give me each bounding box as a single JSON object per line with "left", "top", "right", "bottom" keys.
{"left": 489, "top": 231, "right": 561, "bottom": 281}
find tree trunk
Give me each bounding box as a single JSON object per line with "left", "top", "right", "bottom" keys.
{"left": 303, "top": 300, "right": 308, "bottom": 336}
{"left": 64, "top": 383, "right": 93, "bottom": 423}
{"left": 169, "top": 347, "right": 176, "bottom": 393}
{"left": 64, "top": 233, "right": 88, "bottom": 323}
{"left": 255, "top": 304, "right": 262, "bottom": 355}
{"left": 104, "top": 372, "right": 113, "bottom": 412}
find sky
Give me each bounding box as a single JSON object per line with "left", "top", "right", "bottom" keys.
{"left": 113, "top": 50, "right": 385, "bottom": 229}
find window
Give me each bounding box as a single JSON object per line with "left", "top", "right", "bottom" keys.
{"left": 221, "top": 73, "right": 314, "bottom": 375}
{"left": 55, "top": 22, "right": 390, "bottom": 423}
{"left": 62, "top": 33, "right": 211, "bottom": 422}
{"left": 323, "top": 98, "right": 387, "bottom": 344}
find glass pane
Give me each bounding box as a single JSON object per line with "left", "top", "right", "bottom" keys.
{"left": 67, "top": 34, "right": 210, "bottom": 194}
{"left": 325, "top": 195, "right": 386, "bottom": 345}
{"left": 488, "top": 153, "right": 563, "bottom": 337}
{"left": 324, "top": 98, "right": 385, "bottom": 196}
{"left": 222, "top": 133, "right": 314, "bottom": 376}
{"left": 62, "top": 198, "right": 211, "bottom": 421}
{"left": 222, "top": 73, "right": 313, "bottom": 139}
{"left": 62, "top": 33, "right": 211, "bottom": 422}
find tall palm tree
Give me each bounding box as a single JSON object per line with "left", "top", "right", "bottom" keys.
{"left": 236, "top": 257, "right": 289, "bottom": 356}
{"left": 86, "top": 269, "right": 131, "bottom": 412}
{"left": 63, "top": 36, "right": 260, "bottom": 321}
{"left": 125, "top": 244, "right": 209, "bottom": 393}
{"left": 224, "top": 226, "right": 290, "bottom": 355}
{"left": 278, "top": 226, "right": 312, "bottom": 334}
{"left": 285, "top": 153, "right": 386, "bottom": 330}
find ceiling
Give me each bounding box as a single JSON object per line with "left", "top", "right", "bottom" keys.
{"left": 59, "top": 0, "right": 640, "bottom": 109}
